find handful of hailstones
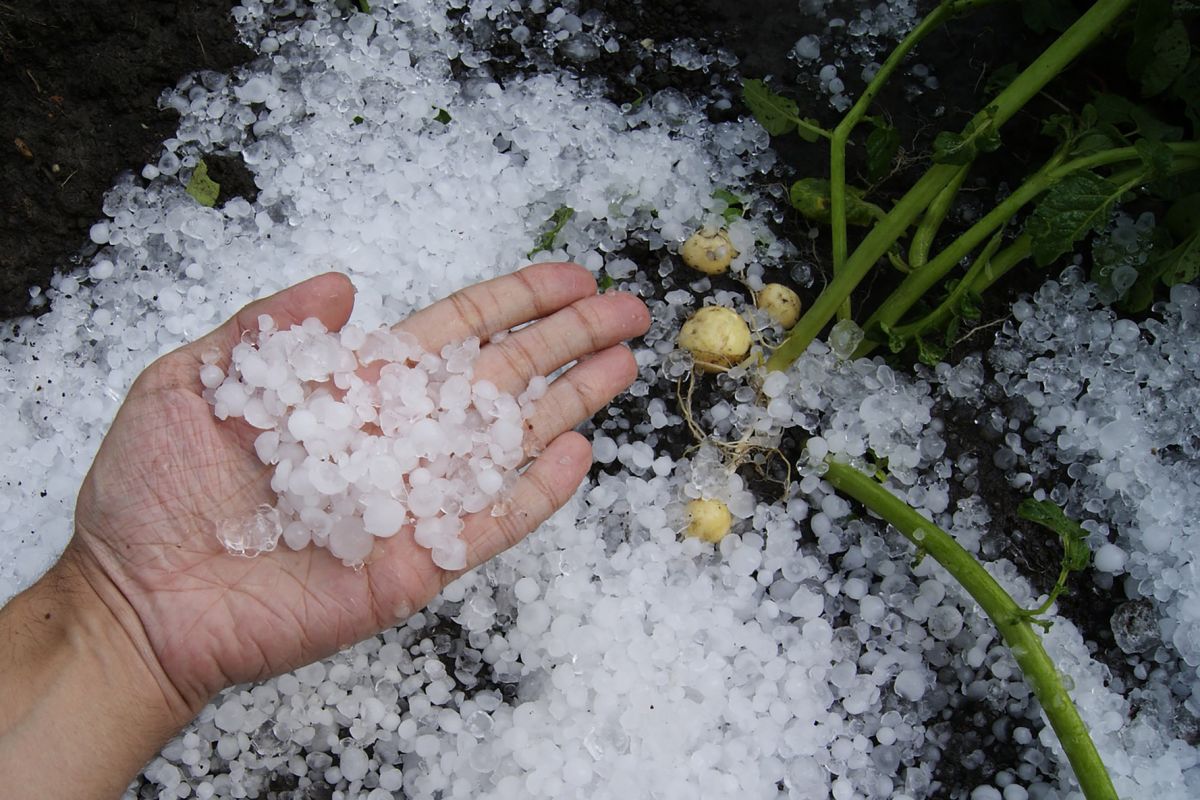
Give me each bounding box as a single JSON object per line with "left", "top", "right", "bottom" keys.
{"left": 200, "top": 315, "right": 544, "bottom": 570}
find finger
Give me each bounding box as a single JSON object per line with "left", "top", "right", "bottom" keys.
{"left": 474, "top": 291, "right": 649, "bottom": 394}
{"left": 461, "top": 431, "right": 592, "bottom": 569}
{"left": 396, "top": 262, "right": 596, "bottom": 351}
{"left": 521, "top": 344, "right": 639, "bottom": 457}
{"left": 188, "top": 272, "right": 357, "bottom": 362}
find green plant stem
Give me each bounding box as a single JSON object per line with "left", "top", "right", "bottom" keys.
{"left": 909, "top": 165, "right": 970, "bottom": 269}
{"left": 829, "top": 0, "right": 991, "bottom": 321}
{"left": 821, "top": 458, "right": 1118, "bottom": 800}
{"left": 855, "top": 143, "right": 1200, "bottom": 355}
{"left": 895, "top": 233, "right": 1033, "bottom": 345}
{"left": 888, "top": 229, "right": 1013, "bottom": 345}
{"left": 767, "top": 0, "right": 1137, "bottom": 372}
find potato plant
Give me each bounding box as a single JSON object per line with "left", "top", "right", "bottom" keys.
{"left": 727, "top": 0, "right": 1200, "bottom": 797}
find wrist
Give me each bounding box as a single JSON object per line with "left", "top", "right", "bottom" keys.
{"left": 0, "top": 545, "right": 200, "bottom": 798}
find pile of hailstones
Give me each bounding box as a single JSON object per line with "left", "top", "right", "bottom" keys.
{"left": 201, "top": 316, "right": 543, "bottom": 570}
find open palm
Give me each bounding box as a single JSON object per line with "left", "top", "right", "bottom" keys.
{"left": 68, "top": 264, "right": 648, "bottom": 713}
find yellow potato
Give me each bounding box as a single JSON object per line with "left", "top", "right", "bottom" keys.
{"left": 757, "top": 283, "right": 802, "bottom": 328}
{"left": 686, "top": 498, "right": 732, "bottom": 543}
{"left": 677, "top": 306, "right": 751, "bottom": 372}
{"left": 680, "top": 228, "right": 738, "bottom": 275}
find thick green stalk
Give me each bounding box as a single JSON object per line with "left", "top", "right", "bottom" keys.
{"left": 887, "top": 230, "right": 1014, "bottom": 346}
{"left": 822, "top": 459, "right": 1118, "bottom": 800}
{"left": 909, "top": 165, "right": 970, "bottom": 270}
{"left": 767, "top": 0, "right": 1137, "bottom": 372}
{"left": 857, "top": 234, "right": 1033, "bottom": 357}
{"left": 829, "top": 0, "right": 985, "bottom": 320}
{"left": 859, "top": 143, "right": 1200, "bottom": 348}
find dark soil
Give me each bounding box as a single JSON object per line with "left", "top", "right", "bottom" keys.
{"left": 0, "top": 0, "right": 251, "bottom": 319}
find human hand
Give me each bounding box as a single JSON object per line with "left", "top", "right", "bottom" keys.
{"left": 66, "top": 262, "right": 648, "bottom": 718}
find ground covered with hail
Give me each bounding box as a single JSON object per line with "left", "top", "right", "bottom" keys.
{"left": 1, "top": 1, "right": 1198, "bottom": 799}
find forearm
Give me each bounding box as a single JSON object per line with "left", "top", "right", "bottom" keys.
{"left": 0, "top": 551, "right": 195, "bottom": 800}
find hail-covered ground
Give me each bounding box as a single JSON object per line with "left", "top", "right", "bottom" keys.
{"left": 1, "top": 1, "right": 1198, "bottom": 799}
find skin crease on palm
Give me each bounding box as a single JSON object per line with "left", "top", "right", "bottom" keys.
{"left": 67, "top": 261, "right": 650, "bottom": 718}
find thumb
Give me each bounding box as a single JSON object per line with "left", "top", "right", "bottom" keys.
{"left": 186, "top": 272, "right": 357, "bottom": 363}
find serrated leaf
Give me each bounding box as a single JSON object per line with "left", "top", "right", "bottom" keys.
{"left": 1020, "top": 0, "right": 1077, "bottom": 34}
{"left": 915, "top": 336, "right": 946, "bottom": 367}
{"left": 1140, "top": 21, "right": 1191, "bottom": 97}
{"left": 789, "top": 179, "right": 881, "bottom": 226}
{"left": 933, "top": 112, "right": 1001, "bottom": 165}
{"left": 743, "top": 79, "right": 801, "bottom": 136}
{"left": 186, "top": 159, "right": 220, "bottom": 208}
{"left": 1018, "top": 499, "right": 1091, "bottom": 572}
{"left": 1135, "top": 138, "right": 1174, "bottom": 180}
{"left": 1027, "top": 171, "right": 1122, "bottom": 267}
{"left": 866, "top": 120, "right": 901, "bottom": 181}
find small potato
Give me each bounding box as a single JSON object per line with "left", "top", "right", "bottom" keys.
{"left": 686, "top": 498, "right": 732, "bottom": 543}
{"left": 757, "top": 283, "right": 802, "bottom": 328}
{"left": 678, "top": 306, "right": 751, "bottom": 372}
{"left": 680, "top": 228, "right": 737, "bottom": 275}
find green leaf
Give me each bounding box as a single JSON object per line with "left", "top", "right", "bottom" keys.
{"left": 528, "top": 206, "right": 575, "bottom": 257}
{"left": 1140, "top": 21, "right": 1191, "bottom": 97}
{"left": 1018, "top": 499, "right": 1091, "bottom": 572}
{"left": 433, "top": 108, "right": 452, "bottom": 124}
{"left": 713, "top": 188, "right": 745, "bottom": 222}
{"left": 1166, "top": 193, "right": 1200, "bottom": 238}
{"left": 1171, "top": 61, "right": 1200, "bottom": 135}
{"left": 879, "top": 321, "right": 907, "bottom": 354}
{"left": 742, "top": 79, "right": 824, "bottom": 140}
{"left": 932, "top": 111, "right": 1001, "bottom": 165}
{"left": 943, "top": 315, "right": 962, "bottom": 348}
{"left": 984, "top": 63, "right": 1021, "bottom": 97}
{"left": 1135, "top": 138, "right": 1173, "bottom": 181}
{"left": 352, "top": 115, "right": 365, "bottom": 125}
{"left": 1027, "top": 171, "right": 1122, "bottom": 267}
{"left": 185, "top": 159, "right": 220, "bottom": 208}
{"left": 789, "top": 178, "right": 882, "bottom": 226}
{"left": 865, "top": 119, "right": 900, "bottom": 182}
{"left": 957, "top": 289, "right": 983, "bottom": 321}
{"left": 598, "top": 273, "right": 615, "bottom": 291}
{"left": 1159, "top": 229, "right": 1200, "bottom": 285}
{"left": 1020, "top": 0, "right": 1077, "bottom": 34}
{"left": 355, "top": 0, "right": 371, "bottom": 12}
{"left": 1041, "top": 112, "right": 1076, "bottom": 144}
{"left": 915, "top": 336, "right": 946, "bottom": 367}
{"left": 1091, "top": 93, "right": 1183, "bottom": 143}
{"left": 742, "top": 79, "right": 801, "bottom": 136}
{"left": 1127, "top": 0, "right": 1172, "bottom": 82}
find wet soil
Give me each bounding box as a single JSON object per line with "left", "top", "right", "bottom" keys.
{"left": 0, "top": 0, "right": 251, "bottom": 318}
